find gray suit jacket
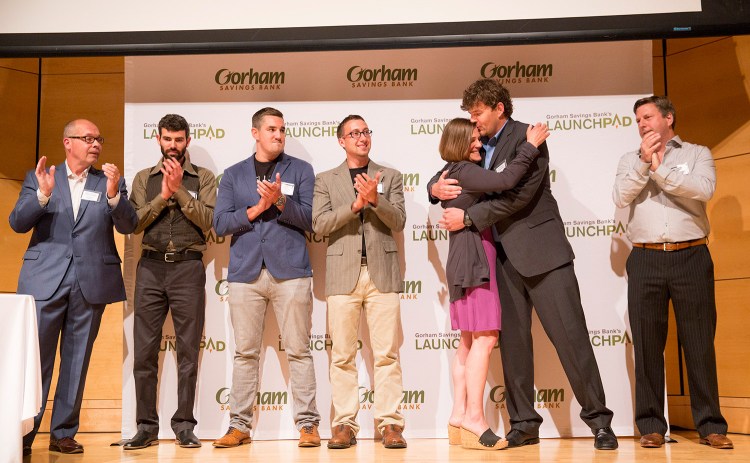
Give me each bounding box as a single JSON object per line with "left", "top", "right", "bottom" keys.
{"left": 313, "top": 160, "right": 406, "bottom": 296}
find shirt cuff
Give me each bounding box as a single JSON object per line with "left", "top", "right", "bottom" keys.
{"left": 36, "top": 188, "right": 50, "bottom": 207}
{"left": 107, "top": 192, "right": 121, "bottom": 207}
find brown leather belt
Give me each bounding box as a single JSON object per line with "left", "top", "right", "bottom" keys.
{"left": 361, "top": 256, "right": 367, "bottom": 266}
{"left": 632, "top": 237, "right": 707, "bottom": 252}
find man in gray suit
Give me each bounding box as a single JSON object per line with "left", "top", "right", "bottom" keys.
{"left": 312, "top": 115, "right": 407, "bottom": 450}
{"left": 428, "top": 79, "right": 617, "bottom": 450}
{"left": 10, "top": 119, "right": 137, "bottom": 455}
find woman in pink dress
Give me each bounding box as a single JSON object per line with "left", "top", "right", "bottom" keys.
{"left": 438, "top": 118, "right": 543, "bottom": 450}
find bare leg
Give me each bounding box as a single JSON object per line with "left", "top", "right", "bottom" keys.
{"left": 449, "top": 331, "right": 472, "bottom": 427}
{"left": 461, "top": 330, "right": 498, "bottom": 436}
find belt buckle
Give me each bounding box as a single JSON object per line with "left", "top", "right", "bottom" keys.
{"left": 164, "top": 252, "right": 175, "bottom": 262}
{"left": 663, "top": 243, "right": 668, "bottom": 251}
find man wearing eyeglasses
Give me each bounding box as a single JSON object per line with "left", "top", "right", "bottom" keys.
{"left": 213, "top": 107, "right": 321, "bottom": 449}
{"left": 122, "top": 114, "right": 216, "bottom": 450}
{"left": 10, "top": 119, "right": 137, "bottom": 455}
{"left": 312, "top": 115, "right": 407, "bottom": 450}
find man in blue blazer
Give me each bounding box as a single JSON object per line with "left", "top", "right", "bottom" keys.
{"left": 212, "top": 107, "right": 321, "bottom": 448}
{"left": 9, "top": 119, "right": 137, "bottom": 455}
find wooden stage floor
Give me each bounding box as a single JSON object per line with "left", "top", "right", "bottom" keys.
{"left": 24, "top": 429, "right": 748, "bottom": 462}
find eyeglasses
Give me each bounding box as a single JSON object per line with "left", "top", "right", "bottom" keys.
{"left": 68, "top": 135, "right": 104, "bottom": 144}
{"left": 345, "top": 130, "right": 373, "bottom": 139}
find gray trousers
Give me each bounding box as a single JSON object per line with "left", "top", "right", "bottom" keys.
{"left": 227, "top": 271, "right": 320, "bottom": 433}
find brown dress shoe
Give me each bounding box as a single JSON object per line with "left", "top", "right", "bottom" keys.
{"left": 213, "top": 427, "right": 251, "bottom": 448}
{"left": 700, "top": 433, "right": 734, "bottom": 449}
{"left": 382, "top": 424, "right": 407, "bottom": 449}
{"left": 298, "top": 424, "right": 321, "bottom": 447}
{"left": 327, "top": 424, "right": 356, "bottom": 449}
{"left": 49, "top": 437, "right": 84, "bottom": 454}
{"left": 639, "top": 433, "right": 665, "bottom": 448}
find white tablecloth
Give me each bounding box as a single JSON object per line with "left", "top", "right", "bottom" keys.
{"left": 0, "top": 294, "right": 41, "bottom": 463}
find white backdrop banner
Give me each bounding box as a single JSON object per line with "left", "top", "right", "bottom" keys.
{"left": 123, "top": 41, "right": 651, "bottom": 440}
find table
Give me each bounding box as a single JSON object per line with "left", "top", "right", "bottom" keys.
{"left": 0, "top": 294, "right": 41, "bottom": 463}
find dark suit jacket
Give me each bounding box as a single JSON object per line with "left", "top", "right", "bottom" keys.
{"left": 441, "top": 147, "right": 536, "bottom": 301}
{"left": 9, "top": 163, "right": 138, "bottom": 303}
{"left": 214, "top": 152, "right": 314, "bottom": 282}
{"left": 429, "top": 118, "right": 573, "bottom": 278}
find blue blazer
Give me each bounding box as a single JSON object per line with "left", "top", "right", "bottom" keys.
{"left": 214, "top": 153, "right": 314, "bottom": 282}
{"left": 9, "top": 163, "right": 138, "bottom": 304}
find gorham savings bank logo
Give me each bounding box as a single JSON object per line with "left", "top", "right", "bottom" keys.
{"left": 347, "top": 65, "right": 418, "bottom": 88}
{"left": 480, "top": 61, "right": 553, "bottom": 84}
{"left": 214, "top": 67, "right": 285, "bottom": 91}
{"left": 215, "top": 388, "right": 287, "bottom": 412}
{"left": 359, "top": 386, "right": 425, "bottom": 411}
{"left": 488, "top": 385, "right": 566, "bottom": 410}
{"left": 402, "top": 172, "right": 419, "bottom": 192}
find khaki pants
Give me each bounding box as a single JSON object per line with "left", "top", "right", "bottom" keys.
{"left": 327, "top": 265, "right": 405, "bottom": 434}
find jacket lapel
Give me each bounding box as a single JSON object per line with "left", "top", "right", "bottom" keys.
{"left": 54, "top": 163, "right": 75, "bottom": 226}
{"left": 333, "top": 161, "right": 357, "bottom": 205}
{"left": 75, "top": 167, "right": 103, "bottom": 225}
{"left": 489, "top": 118, "right": 515, "bottom": 169}
{"left": 240, "top": 156, "right": 260, "bottom": 205}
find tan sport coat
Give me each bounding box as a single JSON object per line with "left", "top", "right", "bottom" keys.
{"left": 312, "top": 160, "right": 406, "bottom": 297}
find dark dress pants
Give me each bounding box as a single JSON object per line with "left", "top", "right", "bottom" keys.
{"left": 496, "top": 243, "right": 613, "bottom": 435}
{"left": 626, "top": 245, "right": 727, "bottom": 437}
{"left": 133, "top": 257, "right": 206, "bottom": 434}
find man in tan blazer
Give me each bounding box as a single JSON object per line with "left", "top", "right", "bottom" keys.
{"left": 312, "top": 115, "right": 407, "bottom": 450}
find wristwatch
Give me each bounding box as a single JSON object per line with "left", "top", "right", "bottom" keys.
{"left": 463, "top": 211, "right": 473, "bottom": 228}
{"left": 274, "top": 194, "right": 286, "bottom": 208}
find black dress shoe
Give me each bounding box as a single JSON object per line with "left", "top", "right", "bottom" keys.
{"left": 505, "top": 429, "right": 540, "bottom": 448}
{"left": 593, "top": 427, "right": 618, "bottom": 450}
{"left": 123, "top": 430, "right": 159, "bottom": 450}
{"left": 49, "top": 437, "right": 84, "bottom": 454}
{"left": 176, "top": 429, "right": 202, "bottom": 448}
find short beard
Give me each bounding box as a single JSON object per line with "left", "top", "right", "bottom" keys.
{"left": 161, "top": 147, "right": 186, "bottom": 164}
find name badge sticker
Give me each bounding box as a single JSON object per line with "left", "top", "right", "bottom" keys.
{"left": 495, "top": 161, "right": 507, "bottom": 173}
{"left": 377, "top": 183, "right": 384, "bottom": 194}
{"left": 281, "top": 182, "right": 295, "bottom": 195}
{"left": 674, "top": 163, "right": 690, "bottom": 175}
{"left": 81, "top": 190, "right": 101, "bottom": 202}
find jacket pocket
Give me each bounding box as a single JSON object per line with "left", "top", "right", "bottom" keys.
{"left": 382, "top": 240, "right": 398, "bottom": 253}
{"left": 103, "top": 254, "right": 122, "bottom": 264}
{"left": 326, "top": 244, "right": 344, "bottom": 256}
{"left": 527, "top": 211, "right": 555, "bottom": 228}
{"left": 23, "top": 250, "right": 41, "bottom": 260}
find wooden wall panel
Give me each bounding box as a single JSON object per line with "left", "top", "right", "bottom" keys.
{"left": 35, "top": 57, "right": 126, "bottom": 432}
{"left": 0, "top": 63, "right": 38, "bottom": 181}
{"left": 0, "top": 58, "right": 39, "bottom": 74}
{"left": 714, "top": 279, "right": 750, "bottom": 398}
{"left": 710, "top": 155, "right": 750, "bottom": 281}
{"left": 664, "top": 37, "right": 750, "bottom": 150}
{"left": 0, "top": 179, "right": 28, "bottom": 293}
{"left": 39, "top": 72, "right": 124, "bottom": 169}
{"left": 663, "top": 36, "right": 750, "bottom": 434}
